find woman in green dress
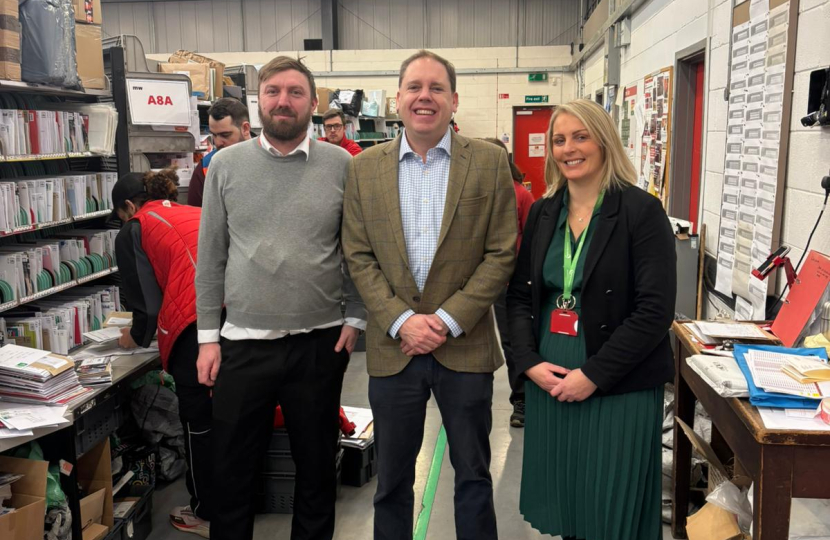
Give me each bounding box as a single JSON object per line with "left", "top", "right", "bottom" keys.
{"left": 506, "top": 99, "right": 676, "bottom": 540}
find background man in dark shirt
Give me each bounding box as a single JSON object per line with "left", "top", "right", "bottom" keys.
{"left": 187, "top": 97, "right": 251, "bottom": 206}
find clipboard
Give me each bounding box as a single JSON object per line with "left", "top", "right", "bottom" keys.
{"left": 771, "top": 251, "right": 830, "bottom": 347}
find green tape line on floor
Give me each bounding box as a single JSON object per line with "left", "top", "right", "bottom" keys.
{"left": 413, "top": 425, "right": 447, "bottom": 540}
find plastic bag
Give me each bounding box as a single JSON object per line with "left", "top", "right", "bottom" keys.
{"left": 706, "top": 481, "right": 752, "bottom": 531}
{"left": 131, "top": 383, "right": 183, "bottom": 443}
{"left": 19, "top": 0, "right": 80, "bottom": 88}
{"left": 335, "top": 89, "right": 365, "bottom": 117}
{"left": 7, "top": 441, "right": 66, "bottom": 508}
{"left": 44, "top": 502, "right": 72, "bottom": 540}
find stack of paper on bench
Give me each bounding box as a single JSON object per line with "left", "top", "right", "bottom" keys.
{"left": 0, "top": 402, "right": 70, "bottom": 437}
{"left": 0, "top": 344, "right": 90, "bottom": 405}
{"left": 734, "top": 344, "right": 830, "bottom": 409}
{"left": 782, "top": 356, "right": 830, "bottom": 384}
{"left": 76, "top": 356, "right": 112, "bottom": 386}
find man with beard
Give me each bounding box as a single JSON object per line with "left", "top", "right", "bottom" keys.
{"left": 187, "top": 97, "right": 251, "bottom": 207}
{"left": 195, "top": 56, "right": 365, "bottom": 540}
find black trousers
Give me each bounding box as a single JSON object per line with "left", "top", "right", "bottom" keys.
{"left": 166, "top": 323, "right": 213, "bottom": 521}
{"left": 369, "top": 354, "right": 497, "bottom": 540}
{"left": 211, "top": 326, "right": 349, "bottom": 540}
{"left": 494, "top": 287, "right": 524, "bottom": 404}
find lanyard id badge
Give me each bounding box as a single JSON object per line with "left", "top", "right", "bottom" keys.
{"left": 550, "top": 190, "right": 605, "bottom": 337}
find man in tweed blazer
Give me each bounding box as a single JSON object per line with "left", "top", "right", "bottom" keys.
{"left": 342, "top": 50, "right": 516, "bottom": 540}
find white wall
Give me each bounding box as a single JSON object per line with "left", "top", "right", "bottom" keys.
{"left": 148, "top": 46, "right": 575, "bottom": 145}
{"left": 582, "top": 45, "right": 607, "bottom": 100}
{"left": 700, "top": 0, "right": 830, "bottom": 298}
{"left": 580, "top": 0, "right": 830, "bottom": 314}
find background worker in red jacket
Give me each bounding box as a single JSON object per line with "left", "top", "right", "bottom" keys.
{"left": 485, "top": 138, "right": 535, "bottom": 427}
{"left": 113, "top": 170, "right": 210, "bottom": 538}
{"left": 318, "top": 108, "right": 363, "bottom": 156}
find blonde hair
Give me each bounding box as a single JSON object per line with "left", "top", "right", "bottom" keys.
{"left": 543, "top": 99, "right": 637, "bottom": 198}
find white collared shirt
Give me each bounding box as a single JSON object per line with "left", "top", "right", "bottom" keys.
{"left": 258, "top": 132, "right": 311, "bottom": 160}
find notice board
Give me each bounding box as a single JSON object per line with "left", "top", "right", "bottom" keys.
{"left": 713, "top": 0, "right": 800, "bottom": 321}
{"left": 622, "top": 67, "right": 674, "bottom": 208}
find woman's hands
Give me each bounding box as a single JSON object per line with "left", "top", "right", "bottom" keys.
{"left": 549, "top": 369, "right": 597, "bottom": 402}
{"left": 525, "top": 362, "right": 571, "bottom": 392}
{"left": 525, "top": 364, "right": 598, "bottom": 402}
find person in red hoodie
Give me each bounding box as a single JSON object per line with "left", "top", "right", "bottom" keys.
{"left": 318, "top": 108, "right": 363, "bottom": 156}
{"left": 113, "top": 170, "right": 210, "bottom": 538}
{"left": 485, "top": 138, "right": 535, "bottom": 428}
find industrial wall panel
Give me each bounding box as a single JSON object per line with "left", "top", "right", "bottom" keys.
{"left": 102, "top": 3, "right": 156, "bottom": 54}
{"left": 103, "top": 0, "right": 575, "bottom": 53}
{"left": 523, "top": 0, "right": 579, "bottom": 47}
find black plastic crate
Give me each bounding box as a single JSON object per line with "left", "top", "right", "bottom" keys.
{"left": 269, "top": 429, "right": 291, "bottom": 452}
{"left": 264, "top": 450, "right": 295, "bottom": 474}
{"left": 341, "top": 442, "right": 378, "bottom": 487}
{"left": 114, "top": 484, "right": 154, "bottom": 540}
{"left": 259, "top": 450, "right": 343, "bottom": 514}
{"left": 75, "top": 389, "right": 128, "bottom": 456}
{"left": 103, "top": 519, "right": 124, "bottom": 540}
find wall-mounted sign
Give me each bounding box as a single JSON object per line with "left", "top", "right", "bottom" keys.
{"left": 525, "top": 95, "right": 550, "bottom": 104}
{"left": 528, "top": 73, "right": 548, "bottom": 82}
{"left": 127, "top": 79, "right": 191, "bottom": 126}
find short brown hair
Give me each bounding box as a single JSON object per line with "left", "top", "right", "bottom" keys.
{"left": 208, "top": 97, "right": 249, "bottom": 127}
{"left": 322, "top": 108, "right": 346, "bottom": 124}
{"left": 399, "top": 50, "right": 457, "bottom": 93}
{"left": 258, "top": 56, "right": 317, "bottom": 99}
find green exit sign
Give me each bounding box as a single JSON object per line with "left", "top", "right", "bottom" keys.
{"left": 528, "top": 73, "right": 548, "bottom": 82}
{"left": 525, "top": 95, "right": 549, "bottom": 103}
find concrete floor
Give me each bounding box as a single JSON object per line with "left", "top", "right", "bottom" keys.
{"left": 150, "top": 351, "right": 674, "bottom": 539}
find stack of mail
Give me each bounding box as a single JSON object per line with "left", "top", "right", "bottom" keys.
{"left": 341, "top": 406, "right": 375, "bottom": 450}
{"left": 0, "top": 344, "right": 90, "bottom": 405}
{"left": 76, "top": 356, "right": 113, "bottom": 386}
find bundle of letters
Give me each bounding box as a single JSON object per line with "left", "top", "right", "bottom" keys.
{"left": 0, "top": 344, "right": 90, "bottom": 406}
{"left": 0, "top": 285, "right": 121, "bottom": 355}
{"left": 0, "top": 473, "right": 24, "bottom": 516}
{"left": 0, "top": 102, "right": 118, "bottom": 158}
{"left": 0, "top": 230, "right": 118, "bottom": 304}
{"left": 76, "top": 356, "right": 113, "bottom": 386}
{"left": 0, "top": 172, "right": 117, "bottom": 232}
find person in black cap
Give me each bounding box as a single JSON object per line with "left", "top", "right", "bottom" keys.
{"left": 113, "top": 169, "right": 212, "bottom": 538}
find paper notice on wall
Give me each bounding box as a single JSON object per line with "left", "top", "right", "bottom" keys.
{"left": 528, "top": 133, "right": 545, "bottom": 145}
{"left": 715, "top": 253, "right": 735, "bottom": 296}
{"left": 750, "top": 0, "right": 770, "bottom": 21}
{"left": 735, "top": 295, "right": 755, "bottom": 321}
{"left": 528, "top": 145, "right": 545, "bottom": 158}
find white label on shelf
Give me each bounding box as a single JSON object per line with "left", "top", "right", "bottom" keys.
{"left": 248, "top": 96, "right": 262, "bottom": 129}
{"left": 127, "top": 79, "right": 192, "bottom": 127}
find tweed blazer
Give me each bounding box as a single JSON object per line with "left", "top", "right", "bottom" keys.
{"left": 342, "top": 130, "right": 517, "bottom": 377}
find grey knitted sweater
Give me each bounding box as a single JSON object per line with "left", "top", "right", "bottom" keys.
{"left": 195, "top": 137, "right": 366, "bottom": 333}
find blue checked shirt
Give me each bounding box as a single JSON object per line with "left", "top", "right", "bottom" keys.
{"left": 388, "top": 128, "right": 464, "bottom": 339}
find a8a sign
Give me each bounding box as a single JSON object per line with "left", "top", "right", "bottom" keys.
{"left": 127, "top": 78, "right": 191, "bottom": 126}
{"left": 147, "top": 95, "right": 175, "bottom": 106}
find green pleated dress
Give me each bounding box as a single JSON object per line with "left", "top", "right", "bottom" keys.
{"left": 520, "top": 193, "right": 663, "bottom": 540}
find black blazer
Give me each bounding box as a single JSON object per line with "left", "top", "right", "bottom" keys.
{"left": 506, "top": 184, "right": 676, "bottom": 396}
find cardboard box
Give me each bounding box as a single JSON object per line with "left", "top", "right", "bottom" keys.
{"left": 75, "top": 23, "right": 105, "bottom": 90}
{"left": 77, "top": 439, "right": 114, "bottom": 532}
{"left": 82, "top": 524, "right": 108, "bottom": 540}
{"left": 73, "top": 0, "right": 102, "bottom": 25}
{"left": 686, "top": 502, "right": 744, "bottom": 540}
{"left": 169, "top": 50, "right": 224, "bottom": 100}
{"left": 316, "top": 88, "right": 336, "bottom": 114}
{"left": 386, "top": 97, "right": 398, "bottom": 116}
{"left": 80, "top": 487, "right": 105, "bottom": 531}
{"left": 0, "top": 0, "right": 21, "bottom": 81}
{"left": 158, "top": 62, "right": 210, "bottom": 98}
{"left": 0, "top": 455, "right": 48, "bottom": 540}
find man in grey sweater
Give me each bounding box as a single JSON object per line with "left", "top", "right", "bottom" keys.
{"left": 195, "top": 56, "right": 366, "bottom": 540}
